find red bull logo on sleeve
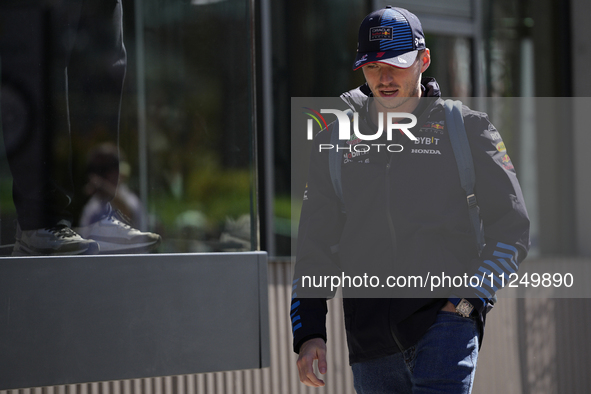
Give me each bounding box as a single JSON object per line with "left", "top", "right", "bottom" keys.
{"left": 501, "top": 154, "right": 514, "bottom": 170}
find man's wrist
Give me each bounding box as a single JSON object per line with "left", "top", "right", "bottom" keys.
{"left": 448, "top": 297, "right": 475, "bottom": 317}
{"left": 295, "top": 334, "right": 326, "bottom": 354}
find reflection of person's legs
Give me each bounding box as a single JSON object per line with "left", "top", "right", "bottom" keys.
{"left": 66, "top": 0, "right": 160, "bottom": 254}
{"left": 66, "top": 0, "right": 127, "bottom": 210}
{"left": 3, "top": 1, "right": 99, "bottom": 255}
{"left": 7, "top": 0, "right": 159, "bottom": 255}
{"left": 2, "top": 4, "right": 64, "bottom": 231}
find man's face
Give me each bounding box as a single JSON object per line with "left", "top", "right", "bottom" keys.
{"left": 361, "top": 50, "right": 430, "bottom": 112}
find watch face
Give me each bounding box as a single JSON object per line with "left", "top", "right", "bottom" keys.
{"left": 457, "top": 299, "right": 474, "bottom": 317}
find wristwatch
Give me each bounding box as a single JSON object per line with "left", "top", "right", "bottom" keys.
{"left": 450, "top": 298, "right": 474, "bottom": 317}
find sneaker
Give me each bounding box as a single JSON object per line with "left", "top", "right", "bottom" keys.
{"left": 12, "top": 220, "right": 100, "bottom": 256}
{"left": 76, "top": 210, "right": 161, "bottom": 254}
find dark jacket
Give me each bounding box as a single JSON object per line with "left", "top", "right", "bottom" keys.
{"left": 291, "top": 77, "right": 530, "bottom": 364}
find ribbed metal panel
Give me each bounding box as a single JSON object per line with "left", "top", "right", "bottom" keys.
{"left": 473, "top": 258, "right": 591, "bottom": 394}
{"left": 3, "top": 259, "right": 591, "bottom": 394}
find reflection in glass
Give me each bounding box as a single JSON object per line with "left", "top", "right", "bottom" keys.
{"left": 0, "top": 0, "right": 257, "bottom": 255}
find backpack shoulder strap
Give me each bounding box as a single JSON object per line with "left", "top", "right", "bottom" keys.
{"left": 443, "top": 99, "right": 485, "bottom": 253}
{"left": 329, "top": 121, "right": 344, "bottom": 211}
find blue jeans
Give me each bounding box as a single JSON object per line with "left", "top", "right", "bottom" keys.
{"left": 351, "top": 311, "right": 479, "bottom": 394}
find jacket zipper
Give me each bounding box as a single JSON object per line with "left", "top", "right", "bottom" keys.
{"left": 385, "top": 158, "right": 397, "bottom": 253}
{"left": 384, "top": 154, "right": 405, "bottom": 352}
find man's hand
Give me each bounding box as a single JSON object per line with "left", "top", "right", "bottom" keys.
{"left": 441, "top": 300, "right": 456, "bottom": 312}
{"left": 297, "top": 338, "right": 327, "bottom": 387}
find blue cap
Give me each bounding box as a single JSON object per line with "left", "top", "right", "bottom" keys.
{"left": 353, "top": 6, "right": 426, "bottom": 70}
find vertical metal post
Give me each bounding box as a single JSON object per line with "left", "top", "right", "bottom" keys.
{"left": 571, "top": 0, "right": 591, "bottom": 256}
{"left": 260, "top": 0, "right": 275, "bottom": 257}
{"left": 519, "top": 38, "right": 539, "bottom": 256}
{"left": 473, "top": 0, "right": 486, "bottom": 120}
{"left": 134, "top": 0, "right": 149, "bottom": 231}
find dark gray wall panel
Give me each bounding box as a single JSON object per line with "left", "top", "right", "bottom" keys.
{"left": 0, "top": 252, "right": 268, "bottom": 390}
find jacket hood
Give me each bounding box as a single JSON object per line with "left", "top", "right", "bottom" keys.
{"left": 340, "top": 76, "right": 442, "bottom": 112}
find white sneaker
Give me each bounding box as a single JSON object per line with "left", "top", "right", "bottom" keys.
{"left": 12, "top": 220, "right": 100, "bottom": 256}
{"left": 76, "top": 211, "right": 161, "bottom": 254}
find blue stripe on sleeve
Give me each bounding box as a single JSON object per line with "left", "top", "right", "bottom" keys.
{"left": 474, "top": 286, "right": 493, "bottom": 299}
{"left": 493, "top": 250, "right": 514, "bottom": 260}
{"left": 496, "top": 242, "right": 518, "bottom": 255}
{"left": 471, "top": 274, "right": 493, "bottom": 298}
{"left": 291, "top": 300, "right": 300, "bottom": 310}
{"left": 477, "top": 271, "right": 498, "bottom": 292}
{"left": 483, "top": 260, "right": 505, "bottom": 276}
{"left": 478, "top": 267, "right": 503, "bottom": 288}
{"left": 292, "top": 315, "right": 301, "bottom": 324}
{"left": 293, "top": 323, "right": 302, "bottom": 333}
{"left": 497, "top": 258, "right": 517, "bottom": 273}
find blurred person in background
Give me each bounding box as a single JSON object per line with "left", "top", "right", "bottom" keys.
{"left": 79, "top": 143, "right": 155, "bottom": 253}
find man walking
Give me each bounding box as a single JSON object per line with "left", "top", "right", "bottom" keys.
{"left": 291, "top": 6, "right": 529, "bottom": 393}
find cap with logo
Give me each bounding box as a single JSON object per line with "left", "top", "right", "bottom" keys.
{"left": 353, "top": 6, "right": 426, "bottom": 70}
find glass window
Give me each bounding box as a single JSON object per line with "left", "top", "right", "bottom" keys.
{"left": 0, "top": 0, "right": 258, "bottom": 256}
